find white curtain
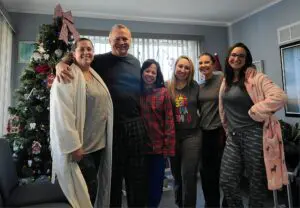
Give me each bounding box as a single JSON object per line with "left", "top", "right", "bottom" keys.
{"left": 0, "top": 14, "right": 13, "bottom": 137}
{"left": 83, "top": 35, "right": 201, "bottom": 81}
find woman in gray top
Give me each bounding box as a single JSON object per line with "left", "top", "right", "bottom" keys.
{"left": 198, "top": 53, "right": 227, "bottom": 207}
{"left": 166, "top": 55, "right": 202, "bottom": 208}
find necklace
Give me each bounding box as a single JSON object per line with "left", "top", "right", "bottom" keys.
{"left": 176, "top": 82, "right": 187, "bottom": 90}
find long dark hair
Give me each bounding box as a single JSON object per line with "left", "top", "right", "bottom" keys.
{"left": 224, "top": 42, "right": 253, "bottom": 90}
{"left": 140, "top": 59, "right": 165, "bottom": 93}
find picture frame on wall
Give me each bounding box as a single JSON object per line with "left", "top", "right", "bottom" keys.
{"left": 252, "top": 60, "right": 264, "bottom": 73}
{"left": 18, "top": 41, "right": 36, "bottom": 63}
{"left": 279, "top": 40, "right": 300, "bottom": 117}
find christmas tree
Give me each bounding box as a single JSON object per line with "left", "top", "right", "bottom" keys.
{"left": 5, "top": 4, "right": 79, "bottom": 182}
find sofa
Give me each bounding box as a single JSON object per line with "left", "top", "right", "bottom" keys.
{"left": 0, "top": 139, "right": 71, "bottom": 207}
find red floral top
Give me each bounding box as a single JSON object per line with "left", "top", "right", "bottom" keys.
{"left": 140, "top": 87, "right": 175, "bottom": 156}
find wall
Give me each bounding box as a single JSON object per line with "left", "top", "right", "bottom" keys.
{"left": 229, "top": 0, "right": 300, "bottom": 124}
{"left": 0, "top": 1, "right": 14, "bottom": 30}
{"left": 9, "top": 12, "right": 228, "bottom": 104}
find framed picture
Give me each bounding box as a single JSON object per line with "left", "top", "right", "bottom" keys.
{"left": 253, "top": 60, "right": 264, "bottom": 73}
{"left": 18, "top": 41, "right": 35, "bottom": 63}
{"left": 279, "top": 41, "right": 300, "bottom": 117}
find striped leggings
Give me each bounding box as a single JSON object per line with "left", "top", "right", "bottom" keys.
{"left": 220, "top": 125, "right": 267, "bottom": 207}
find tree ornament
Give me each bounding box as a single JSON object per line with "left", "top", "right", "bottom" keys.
{"left": 32, "top": 141, "right": 42, "bottom": 155}
{"left": 54, "top": 4, "right": 80, "bottom": 44}
{"left": 47, "top": 73, "right": 55, "bottom": 88}
{"left": 7, "top": 115, "right": 20, "bottom": 134}
{"left": 32, "top": 52, "right": 42, "bottom": 61}
{"left": 54, "top": 49, "right": 63, "bottom": 58}
{"left": 26, "top": 88, "right": 36, "bottom": 100}
{"left": 38, "top": 44, "right": 45, "bottom": 53}
{"left": 43, "top": 54, "right": 50, "bottom": 60}
{"left": 35, "top": 64, "right": 50, "bottom": 74}
{"left": 35, "top": 105, "right": 44, "bottom": 112}
{"left": 28, "top": 160, "right": 33, "bottom": 167}
{"left": 29, "top": 123, "right": 36, "bottom": 130}
{"left": 13, "top": 141, "right": 20, "bottom": 151}
{"left": 39, "top": 96, "right": 46, "bottom": 100}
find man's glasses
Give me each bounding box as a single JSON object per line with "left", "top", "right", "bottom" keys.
{"left": 230, "top": 53, "right": 246, "bottom": 59}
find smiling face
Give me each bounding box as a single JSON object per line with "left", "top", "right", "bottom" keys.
{"left": 73, "top": 40, "right": 94, "bottom": 69}
{"left": 142, "top": 63, "right": 157, "bottom": 86}
{"left": 175, "top": 58, "right": 192, "bottom": 82}
{"left": 109, "top": 27, "right": 131, "bottom": 57}
{"left": 199, "top": 55, "right": 214, "bottom": 79}
{"left": 228, "top": 47, "right": 247, "bottom": 71}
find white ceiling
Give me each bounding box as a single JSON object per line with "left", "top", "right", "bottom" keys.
{"left": 1, "top": 0, "right": 282, "bottom": 26}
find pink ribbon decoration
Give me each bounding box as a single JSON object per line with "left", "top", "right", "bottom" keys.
{"left": 54, "top": 4, "right": 80, "bottom": 44}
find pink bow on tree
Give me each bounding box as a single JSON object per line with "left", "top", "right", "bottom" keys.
{"left": 54, "top": 4, "right": 80, "bottom": 44}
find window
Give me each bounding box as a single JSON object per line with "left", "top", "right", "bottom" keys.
{"left": 82, "top": 35, "right": 202, "bottom": 82}
{"left": 280, "top": 41, "right": 300, "bottom": 117}
{"left": 0, "top": 14, "right": 13, "bottom": 136}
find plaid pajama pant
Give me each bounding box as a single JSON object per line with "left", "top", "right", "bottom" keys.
{"left": 110, "top": 118, "right": 151, "bottom": 207}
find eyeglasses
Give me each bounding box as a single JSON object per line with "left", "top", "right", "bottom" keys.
{"left": 230, "top": 53, "right": 246, "bottom": 59}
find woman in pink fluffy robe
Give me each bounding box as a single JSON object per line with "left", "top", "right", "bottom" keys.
{"left": 219, "top": 42, "right": 288, "bottom": 207}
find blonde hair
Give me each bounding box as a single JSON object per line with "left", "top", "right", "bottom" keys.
{"left": 167, "top": 55, "right": 195, "bottom": 100}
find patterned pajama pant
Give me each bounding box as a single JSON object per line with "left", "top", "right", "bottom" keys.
{"left": 220, "top": 125, "right": 267, "bottom": 207}
{"left": 110, "top": 118, "right": 150, "bottom": 208}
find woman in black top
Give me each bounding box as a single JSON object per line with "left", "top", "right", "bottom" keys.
{"left": 198, "top": 53, "right": 227, "bottom": 207}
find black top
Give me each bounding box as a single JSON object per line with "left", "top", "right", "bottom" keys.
{"left": 91, "top": 52, "right": 141, "bottom": 122}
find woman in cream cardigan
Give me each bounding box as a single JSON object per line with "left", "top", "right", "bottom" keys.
{"left": 219, "top": 42, "right": 288, "bottom": 207}
{"left": 50, "top": 38, "right": 113, "bottom": 208}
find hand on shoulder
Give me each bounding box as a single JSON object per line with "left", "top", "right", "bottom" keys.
{"left": 55, "top": 53, "right": 75, "bottom": 83}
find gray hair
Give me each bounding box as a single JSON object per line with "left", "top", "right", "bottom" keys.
{"left": 109, "top": 24, "right": 131, "bottom": 37}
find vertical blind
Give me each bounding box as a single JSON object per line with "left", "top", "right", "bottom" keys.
{"left": 83, "top": 35, "right": 201, "bottom": 81}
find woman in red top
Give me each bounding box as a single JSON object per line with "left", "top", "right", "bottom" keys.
{"left": 140, "top": 59, "right": 176, "bottom": 208}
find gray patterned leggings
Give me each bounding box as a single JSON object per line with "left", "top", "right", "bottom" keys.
{"left": 220, "top": 125, "right": 267, "bottom": 207}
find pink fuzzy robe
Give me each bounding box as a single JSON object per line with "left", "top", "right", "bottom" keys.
{"left": 219, "top": 68, "right": 289, "bottom": 190}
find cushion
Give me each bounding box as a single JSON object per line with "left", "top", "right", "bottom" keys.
{"left": 21, "top": 202, "right": 71, "bottom": 208}
{"left": 0, "top": 139, "right": 19, "bottom": 199}
{"left": 6, "top": 181, "right": 68, "bottom": 207}
{"left": 0, "top": 193, "right": 3, "bottom": 207}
